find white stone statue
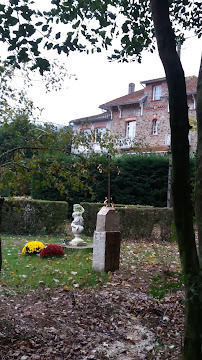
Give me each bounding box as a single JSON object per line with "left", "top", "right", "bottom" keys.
{"left": 69, "top": 204, "right": 86, "bottom": 246}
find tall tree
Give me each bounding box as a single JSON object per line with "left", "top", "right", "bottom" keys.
{"left": 150, "top": 2, "right": 201, "bottom": 358}
{"left": 195, "top": 57, "right": 202, "bottom": 269}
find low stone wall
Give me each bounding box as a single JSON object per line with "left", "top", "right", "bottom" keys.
{"left": 1, "top": 199, "right": 68, "bottom": 235}
{"left": 81, "top": 202, "right": 174, "bottom": 241}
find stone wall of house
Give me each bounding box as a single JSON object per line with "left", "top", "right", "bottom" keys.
{"left": 121, "top": 103, "right": 141, "bottom": 117}
{"left": 110, "top": 109, "right": 125, "bottom": 137}
{"left": 136, "top": 96, "right": 170, "bottom": 150}
{"left": 71, "top": 78, "right": 197, "bottom": 154}
{"left": 110, "top": 80, "right": 197, "bottom": 153}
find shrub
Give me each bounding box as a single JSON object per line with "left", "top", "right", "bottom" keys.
{"left": 22, "top": 241, "right": 45, "bottom": 255}
{"left": 31, "top": 154, "right": 196, "bottom": 209}
{"left": 40, "top": 244, "right": 64, "bottom": 258}
{"left": 81, "top": 202, "right": 174, "bottom": 241}
{"left": 2, "top": 199, "right": 68, "bottom": 235}
{"left": 31, "top": 153, "right": 169, "bottom": 208}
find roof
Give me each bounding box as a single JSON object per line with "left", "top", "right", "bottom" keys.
{"left": 71, "top": 75, "right": 198, "bottom": 124}
{"left": 100, "top": 76, "right": 198, "bottom": 109}
{"left": 99, "top": 89, "right": 146, "bottom": 110}
{"left": 140, "top": 77, "right": 166, "bottom": 85}
{"left": 185, "top": 75, "right": 198, "bottom": 94}
{"left": 70, "top": 111, "right": 111, "bottom": 125}
{"left": 161, "top": 76, "right": 198, "bottom": 98}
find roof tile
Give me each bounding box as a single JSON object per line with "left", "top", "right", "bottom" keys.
{"left": 100, "top": 88, "right": 145, "bottom": 109}
{"left": 185, "top": 75, "right": 198, "bottom": 93}
{"left": 100, "top": 76, "right": 198, "bottom": 108}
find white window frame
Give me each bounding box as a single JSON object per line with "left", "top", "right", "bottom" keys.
{"left": 82, "top": 128, "right": 92, "bottom": 142}
{"left": 126, "top": 121, "right": 136, "bottom": 139}
{"left": 152, "top": 119, "right": 158, "bottom": 135}
{"left": 95, "top": 127, "right": 106, "bottom": 142}
{"left": 153, "top": 85, "right": 162, "bottom": 101}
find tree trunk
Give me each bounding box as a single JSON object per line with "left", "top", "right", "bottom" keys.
{"left": 150, "top": 1, "right": 201, "bottom": 359}
{"left": 195, "top": 55, "right": 202, "bottom": 351}
{"left": 0, "top": 197, "right": 4, "bottom": 272}
{"left": 195, "top": 56, "right": 202, "bottom": 269}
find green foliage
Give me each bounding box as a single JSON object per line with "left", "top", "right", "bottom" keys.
{"left": 0, "top": 58, "right": 37, "bottom": 123}
{"left": 0, "top": 114, "right": 83, "bottom": 199}
{"left": 1, "top": 199, "right": 68, "bottom": 235}
{"left": 81, "top": 202, "right": 174, "bottom": 241}
{"left": 30, "top": 153, "right": 93, "bottom": 216}
{"left": 0, "top": 1, "right": 200, "bottom": 72}
{"left": 31, "top": 153, "right": 169, "bottom": 211}
{"left": 149, "top": 272, "right": 184, "bottom": 300}
{"left": 112, "top": 154, "right": 169, "bottom": 206}
{"left": 0, "top": 112, "right": 37, "bottom": 156}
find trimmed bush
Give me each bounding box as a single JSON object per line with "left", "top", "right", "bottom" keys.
{"left": 1, "top": 199, "right": 68, "bottom": 235}
{"left": 112, "top": 154, "right": 169, "bottom": 206}
{"left": 81, "top": 202, "right": 174, "bottom": 242}
{"left": 40, "top": 244, "right": 64, "bottom": 258}
{"left": 31, "top": 153, "right": 169, "bottom": 209}
{"left": 30, "top": 153, "right": 196, "bottom": 212}
{"left": 22, "top": 241, "right": 45, "bottom": 255}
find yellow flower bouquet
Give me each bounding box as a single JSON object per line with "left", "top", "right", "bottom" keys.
{"left": 22, "top": 241, "right": 45, "bottom": 255}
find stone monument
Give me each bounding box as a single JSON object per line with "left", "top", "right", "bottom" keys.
{"left": 92, "top": 206, "right": 121, "bottom": 272}
{"left": 69, "top": 204, "right": 87, "bottom": 246}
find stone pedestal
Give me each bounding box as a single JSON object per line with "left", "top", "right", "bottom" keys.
{"left": 92, "top": 207, "right": 121, "bottom": 272}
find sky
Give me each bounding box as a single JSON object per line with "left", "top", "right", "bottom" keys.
{"left": 26, "top": 34, "right": 201, "bottom": 127}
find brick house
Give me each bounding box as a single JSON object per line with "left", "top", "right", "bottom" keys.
{"left": 70, "top": 76, "right": 197, "bottom": 153}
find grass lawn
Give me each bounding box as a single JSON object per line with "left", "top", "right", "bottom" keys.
{"left": 0, "top": 233, "right": 108, "bottom": 294}
{"left": 0, "top": 233, "right": 182, "bottom": 298}
{"left": 0, "top": 234, "right": 184, "bottom": 360}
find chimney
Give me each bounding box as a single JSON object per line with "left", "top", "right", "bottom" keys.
{"left": 128, "top": 83, "right": 135, "bottom": 94}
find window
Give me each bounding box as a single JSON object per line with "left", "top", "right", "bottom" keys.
{"left": 153, "top": 85, "right": 162, "bottom": 100}
{"left": 152, "top": 119, "right": 158, "bottom": 135}
{"left": 95, "top": 127, "right": 106, "bottom": 142}
{"left": 82, "top": 128, "right": 92, "bottom": 142}
{"left": 126, "top": 121, "right": 136, "bottom": 138}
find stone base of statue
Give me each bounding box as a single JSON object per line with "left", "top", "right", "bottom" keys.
{"left": 62, "top": 244, "right": 93, "bottom": 253}
{"left": 69, "top": 234, "right": 87, "bottom": 246}
{"left": 92, "top": 206, "right": 121, "bottom": 272}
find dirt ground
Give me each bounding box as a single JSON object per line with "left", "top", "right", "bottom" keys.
{"left": 0, "top": 260, "right": 184, "bottom": 360}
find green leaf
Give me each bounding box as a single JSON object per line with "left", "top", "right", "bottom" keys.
{"left": 46, "top": 42, "right": 53, "bottom": 50}
{"left": 7, "top": 16, "right": 18, "bottom": 26}
{"left": 55, "top": 32, "right": 61, "bottom": 39}
{"left": 122, "top": 22, "right": 129, "bottom": 33}
{"left": 31, "top": 57, "right": 50, "bottom": 75}
{"left": 35, "top": 22, "right": 43, "bottom": 26}
{"left": 42, "top": 25, "right": 49, "bottom": 32}
{"left": 19, "top": 6, "right": 33, "bottom": 21}
{"left": 18, "top": 47, "right": 30, "bottom": 63}
{"left": 72, "top": 20, "right": 80, "bottom": 29}
{"left": 36, "top": 37, "right": 43, "bottom": 44}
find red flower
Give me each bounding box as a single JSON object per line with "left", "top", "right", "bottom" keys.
{"left": 40, "top": 244, "right": 64, "bottom": 258}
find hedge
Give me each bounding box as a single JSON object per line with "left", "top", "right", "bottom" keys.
{"left": 31, "top": 154, "right": 169, "bottom": 209}
{"left": 81, "top": 202, "right": 174, "bottom": 242}
{"left": 30, "top": 153, "right": 196, "bottom": 210}
{"left": 1, "top": 199, "right": 68, "bottom": 235}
